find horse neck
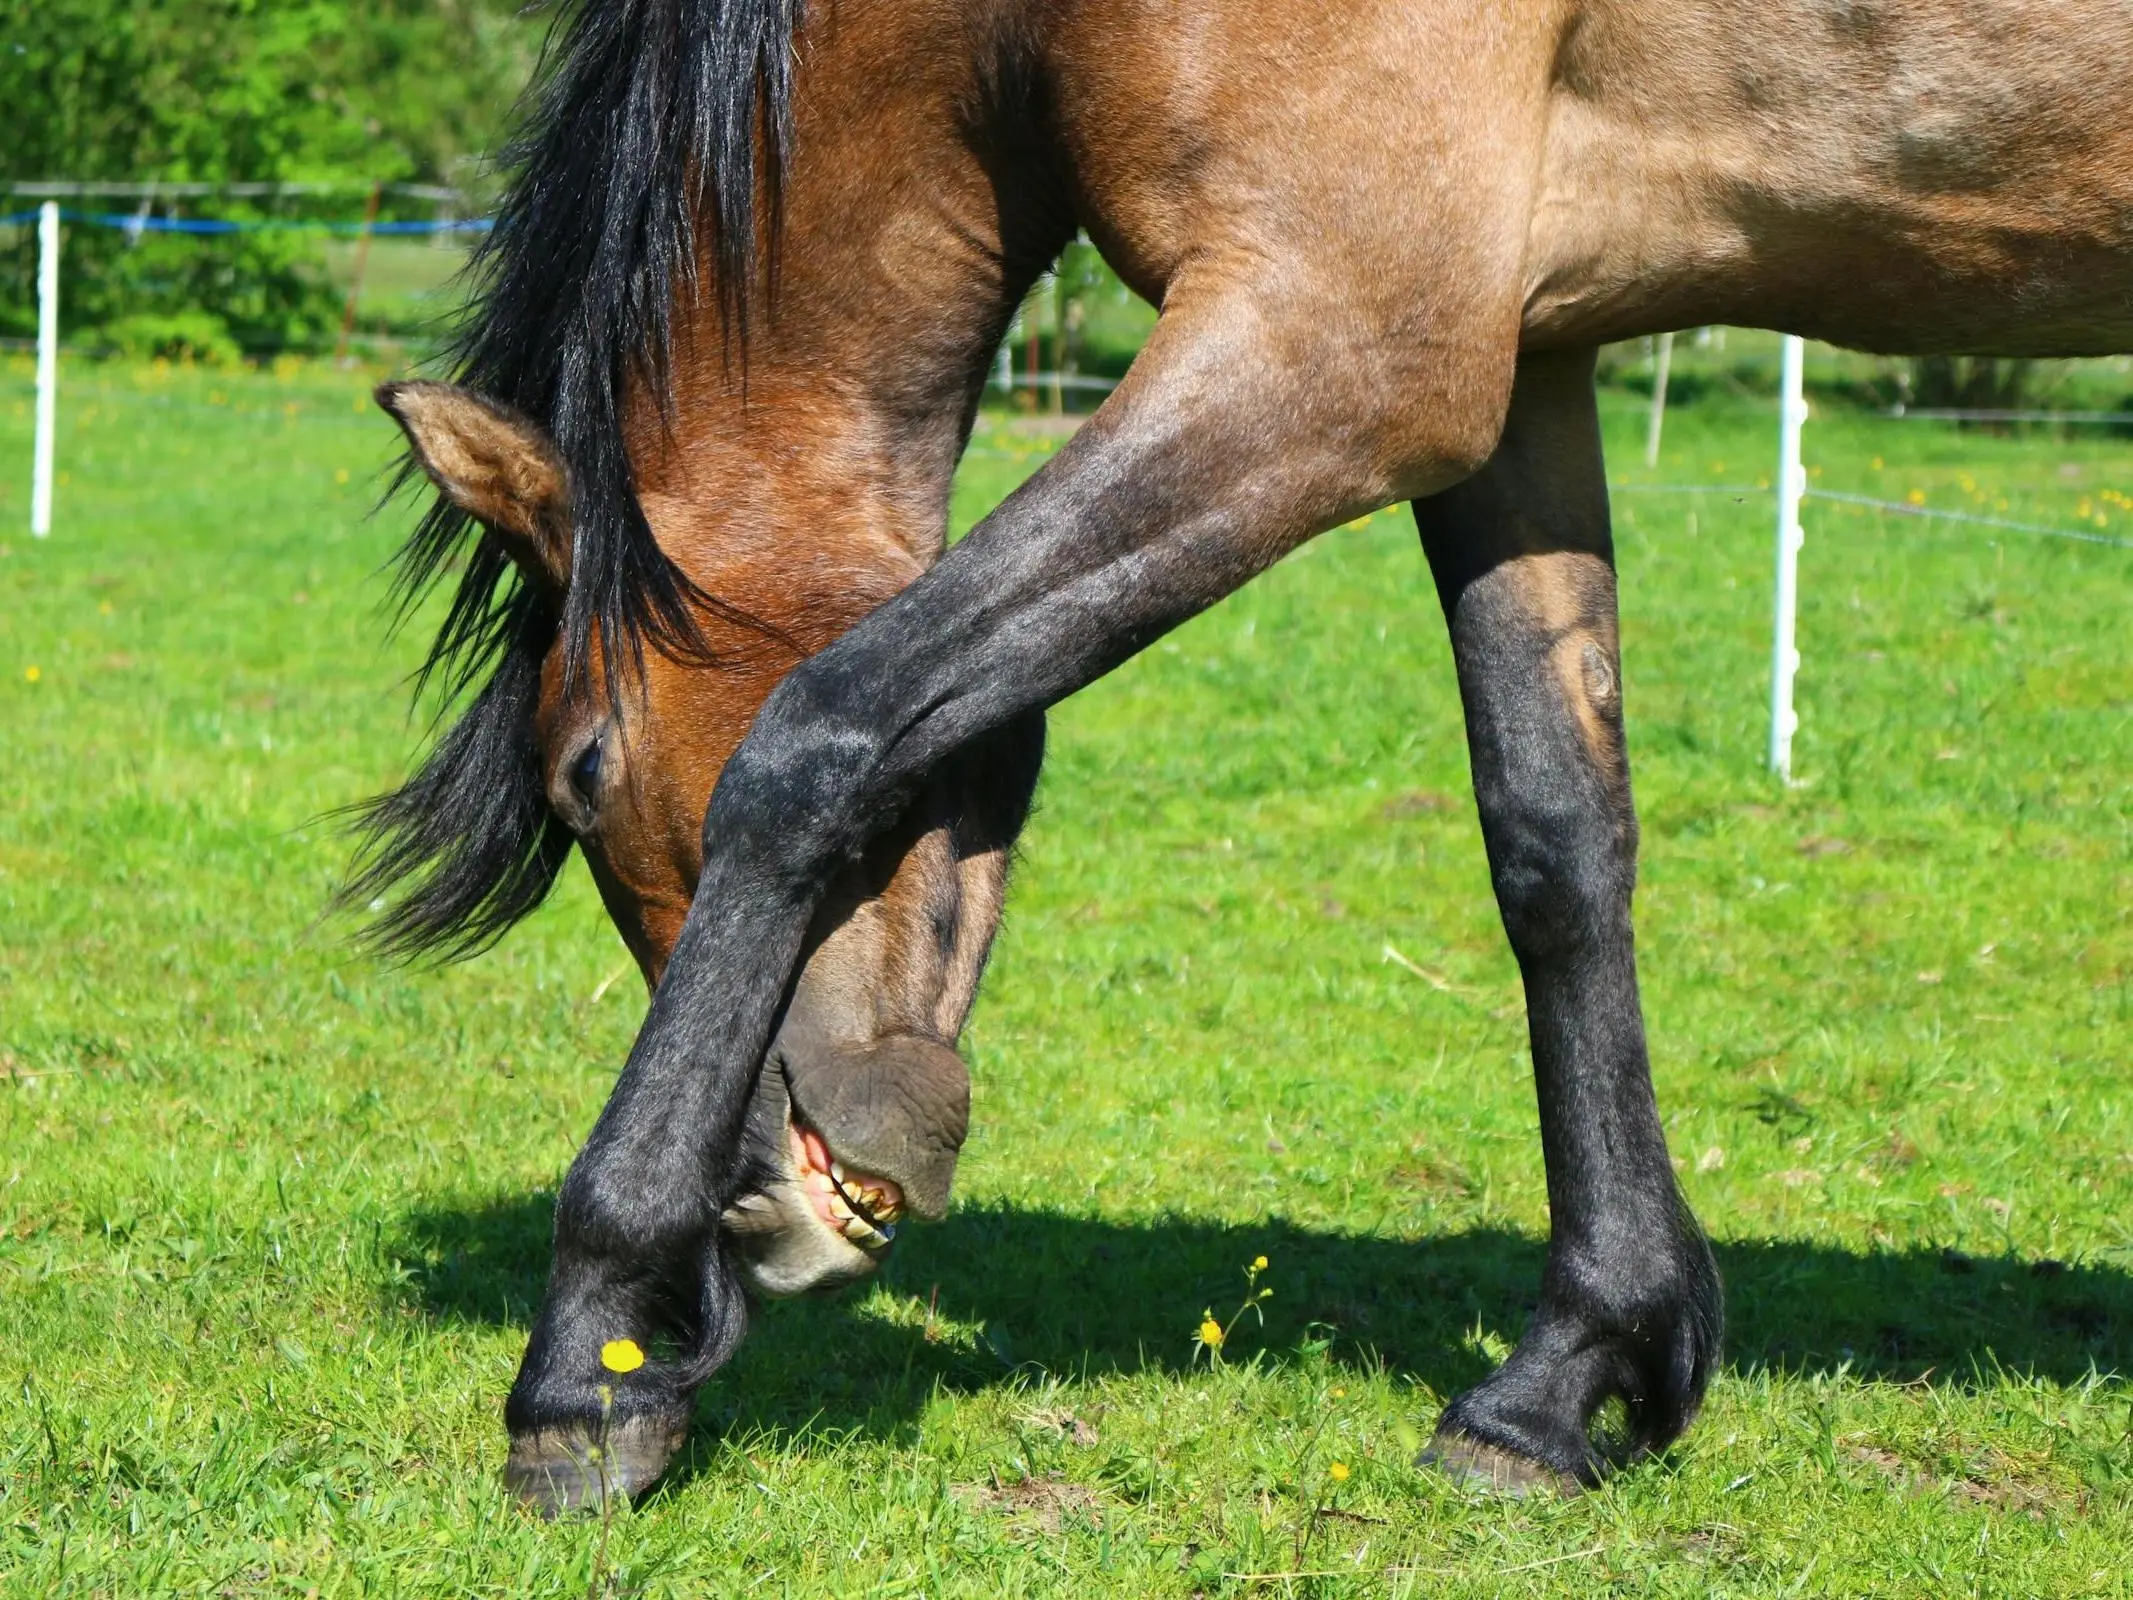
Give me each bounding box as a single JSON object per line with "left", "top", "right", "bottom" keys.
{"left": 634, "top": 0, "right": 1072, "bottom": 582}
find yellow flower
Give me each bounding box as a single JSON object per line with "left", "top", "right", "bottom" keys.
{"left": 600, "top": 1338, "right": 646, "bottom": 1374}
{"left": 1252, "top": 1255, "right": 1268, "bottom": 1271}
{"left": 23, "top": 665, "right": 39, "bottom": 683}
{"left": 1906, "top": 488, "right": 1928, "bottom": 506}
{"left": 1198, "top": 1317, "right": 1226, "bottom": 1350}
{"left": 1331, "top": 1387, "right": 1346, "bottom": 1399}
{"left": 1328, "top": 1461, "right": 1351, "bottom": 1482}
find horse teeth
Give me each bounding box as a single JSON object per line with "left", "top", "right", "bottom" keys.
{"left": 840, "top": 1214, "right": 878, "bottom": 1245}
{"left": 830, "top": 1160, "right": 846, "bottom": 1183}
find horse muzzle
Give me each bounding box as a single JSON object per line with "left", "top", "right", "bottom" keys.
{"left": 721, "top": 1026, "right": 970, "bottom": 1298}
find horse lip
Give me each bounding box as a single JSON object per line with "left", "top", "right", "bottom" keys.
{"left": 784, "top": 1107, "right": 901, "bottom": 1252}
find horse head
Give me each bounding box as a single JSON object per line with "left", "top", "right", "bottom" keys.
{"left": 371, "top": 379, "right": 1039, "bottom": 1304}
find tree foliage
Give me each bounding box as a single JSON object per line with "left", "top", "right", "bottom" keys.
{"left": 0, "top": 0, "right": 541, "bottom": 350}
{"left": 4, "top": 0, "right": 536, "bottom": 188}
{"left": 1904, "top": 357, "right": 2040, "bottom": 414}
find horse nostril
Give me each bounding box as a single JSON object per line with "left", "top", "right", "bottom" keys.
{"left": 569, "top": 738, "right": 603, "bottom": 810}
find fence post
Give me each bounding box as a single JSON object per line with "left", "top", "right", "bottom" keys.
{"left": 1768, "top": 334, "right": 1808, "bottom": 780}
{"left": 1047, "top": 271, "right": 1066, "bottom": 416}
{"left": 32, "top": 201, "right": 60, "bottom": 537}
{"left": 1644, "top": 330, "right": 1674, "bottom": 467}
{"left": 1023, "top": 274, "right": 1044, "bottom": 410}
{"left": 335, "top": 182, "right": 383, "bottom": 365}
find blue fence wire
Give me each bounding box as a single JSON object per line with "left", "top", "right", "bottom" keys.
{"left": 3, "top": 206, "right": 2125, "bottom": 554}
{"left": 0, "top": 207, "right": 488, "bottom": 235}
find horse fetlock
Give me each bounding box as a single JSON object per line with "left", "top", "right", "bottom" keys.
{"left": 1567, "top": 1230, "right": 1721, "bottom": 1440}
{"left": 1429, "top": 1242, "right": 1722, "bottom": 1490}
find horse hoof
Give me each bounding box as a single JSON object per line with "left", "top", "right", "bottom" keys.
{"left": 504, "top": 1415, "right": 689, "bottom": 1516}
{"left": 1419, "top": 1426, "right": 1582, "bottom": 1497}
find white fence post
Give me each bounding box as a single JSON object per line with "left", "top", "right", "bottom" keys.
{"left": 32, "top": 200, "right": 60, "bottom": 538}
{"left": 1644, "top": 330, "right": 1674, "bottom": 467}
{"left": 1768, "top": 334, "right": 1808, "bottom": 780}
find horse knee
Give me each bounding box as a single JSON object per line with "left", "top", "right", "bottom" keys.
{"left": 1478, "top": 788, "right": 1635, "bottom": 965}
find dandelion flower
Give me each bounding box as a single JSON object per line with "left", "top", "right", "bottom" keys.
{"left": 23, "top": 665, "right": 39, "bottom": 683}
{"left": 1331, "top": 1387, "right": 1346, "bottom": 1399}
{"left": 1328, "top": 1461, "right": 1351, "bottom": 1482}
{"left": 1252, "top": 1255, "right": 1269, "bottom": 1271}
{"left": 1198, "top": 1316, "right": 1226, "bottom": 1351}
{"left": 600, "top": 1338, "right": 646, "bottom": 1374}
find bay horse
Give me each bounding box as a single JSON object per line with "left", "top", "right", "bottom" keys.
{"left": 354, "top": 0, "right": 2133, "bottom": 1511}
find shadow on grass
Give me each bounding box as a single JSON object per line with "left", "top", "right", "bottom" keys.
{"left": 393, "top": 1193, "right": 2128, "bottom": 1451}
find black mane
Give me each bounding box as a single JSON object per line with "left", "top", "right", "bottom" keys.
{"left": 345, "top": 0, "right": 803, "bottom": 961}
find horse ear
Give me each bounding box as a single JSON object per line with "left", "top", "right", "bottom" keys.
{"left": 376, "top": 381, "right": 573, "bottom": 595}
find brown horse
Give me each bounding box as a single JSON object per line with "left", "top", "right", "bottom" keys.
{"left": 355, "top": 0, "right": 2133, "bottom": 1511}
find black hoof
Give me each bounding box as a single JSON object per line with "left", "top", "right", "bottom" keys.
{"left": 1419, "top": 1425, "right": 1582, "bottom": 1497}
{"left": 504, "top": 1414, "right": 689, "bottom": 1516}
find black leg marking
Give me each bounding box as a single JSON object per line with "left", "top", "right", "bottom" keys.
{"left": 1413, "top": 351, "right": 1721, "bottom": 1489}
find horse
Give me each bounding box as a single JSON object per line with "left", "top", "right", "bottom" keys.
{"left": 354, "top": 0, "right": 2133, "bottom": 1512}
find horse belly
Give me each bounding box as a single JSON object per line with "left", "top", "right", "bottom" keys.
{"left": 1518, "top": 0, "right": 2133, "bottom": 357}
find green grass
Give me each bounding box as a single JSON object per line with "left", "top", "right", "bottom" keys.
{"left": 1, "top": 351, "right": 2129, "bottom": 1596}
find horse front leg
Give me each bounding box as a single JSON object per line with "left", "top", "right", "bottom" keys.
{"left": 1414, "top": 349, "right": 1722, "bottom": 1490}
{"left": 497, "top": 276, "right": 1519, "bottom": 1512}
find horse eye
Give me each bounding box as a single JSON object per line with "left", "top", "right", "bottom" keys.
{"left": 568, "top": 739, "right": 603, "bottom": 810}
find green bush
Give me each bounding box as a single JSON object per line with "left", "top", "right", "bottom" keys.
{"left": 97, "top": 309, "right": 246, "bottom": 365}
{"left": 0, "top": 0, "right": 535, "bottom": 353}
{"left": 0, "top": 216, "right": 341, "bottom": 354}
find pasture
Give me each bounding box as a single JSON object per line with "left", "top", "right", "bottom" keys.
{"left": 1, "top": 350, "right": 2128, "bottom": 1595}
